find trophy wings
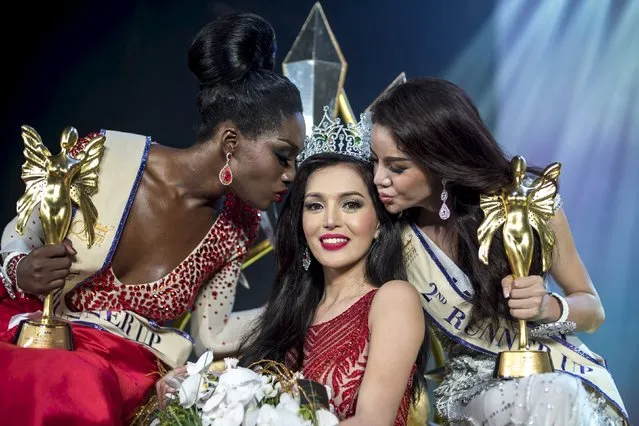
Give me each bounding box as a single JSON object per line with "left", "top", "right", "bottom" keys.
{"left": 477, "top": 193, "right": 506, "bottom": 265}
{"left": 69, "top": 133, "right": 106, "bottom": 248}
{"left": 15, "top": 125, "right": 107, "bottom": 248}
{"left": 16, "top": 125, "right": 51, "bottom": 235}
{"left": 528, "top": 162, "right": 561, "bottom": 272}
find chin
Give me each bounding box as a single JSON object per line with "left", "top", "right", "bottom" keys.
{"left": 257, "top": 200, "right": 273, "bottom": 211}
{"left": 384, "top": 203, "right": 403, "bottom": 215}
{"left": 315, "top": 253, "right": 368, "bottom": 271}
{"left": 319, "top": 260, "right": 353, "bottom": 269}
{"left": 245, "top": 197, "right": 272, "bottom": 211}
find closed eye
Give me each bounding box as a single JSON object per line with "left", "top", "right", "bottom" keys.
{"left": 276, "top": 153, "right": 291, "bottom": 167}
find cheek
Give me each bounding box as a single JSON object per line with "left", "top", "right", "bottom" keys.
{"left": 238, "top": 147, "right": 278, "bottom": 179}
{"left": 302, "top": 214, "right": 319, "bottom": 241}
{"left": 246, "top": 156, "right": 278, "bottom": 180}
{"left": 348, "top": 209, "right": 378, "bottom": 238}
{"left": 397, "top": 173, "right": 431, "bottom": 200}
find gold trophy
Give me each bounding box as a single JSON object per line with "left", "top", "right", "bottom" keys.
{"left": 478, "top": 155, "right": 561, "bottom": 378}
{"left": 14, "top": 125, "right": 106, "bottom": 350}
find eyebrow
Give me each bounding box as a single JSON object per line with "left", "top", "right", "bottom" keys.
{"left": 370, "top": 151, "right": 410, "bottom": 162}
{"left": 385, "top": 156, "right": 411, "bottom": 162}
{"left": 277, "top": 137, "right": 299, "bottom": 150}
{"left": 305, "top": 191, "right": 365, "bottom": 199}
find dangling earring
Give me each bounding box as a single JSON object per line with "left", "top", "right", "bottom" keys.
{"left": 302, "top": 246, "right": 311, "bottom": 271}
{"left": 219, "top": 152, "right": 233, "bottom": 186}
{"left": 439, "top": 180, "right": 450, "bottom": 220}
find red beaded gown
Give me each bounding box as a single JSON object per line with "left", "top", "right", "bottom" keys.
{"left": 299, "top": 289, "right": 413, "bottom": 425}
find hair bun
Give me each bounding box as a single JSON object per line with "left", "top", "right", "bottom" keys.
{"left": 188, "top": 13, "right": 276, "bottom": 87}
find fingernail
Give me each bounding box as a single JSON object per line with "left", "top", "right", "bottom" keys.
{"left": 503, "top": 288, "right": 510, "bottom": 298}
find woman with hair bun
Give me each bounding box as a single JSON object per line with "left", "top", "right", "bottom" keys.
{"left": 0, "top": 12, "right": 305, "bottom": 426}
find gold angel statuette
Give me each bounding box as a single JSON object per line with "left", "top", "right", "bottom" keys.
{"left": 478, "top": 156, "right": 561, "bottom": 276}
{"left": 13, "top": 125, "right": 106, "bottom": 350}
{"left": 477, "top": 155, "right": 561, "bottom": 377}
{"left": 16, "top": 125, "right": 106, "bottom": 247}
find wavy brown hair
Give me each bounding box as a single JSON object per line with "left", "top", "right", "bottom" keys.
{"left": 372, "top": 77, "right": 547, "bottom": 326}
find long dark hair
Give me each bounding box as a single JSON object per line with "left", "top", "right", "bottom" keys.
{"left": 188, "top": 13, "right": 302, "bottom": 140}
{"left": 372, "top": 77, "right": 546, "bottom": 327}
{"left": 240, "top": 153, "right": 428, "bottom": 402}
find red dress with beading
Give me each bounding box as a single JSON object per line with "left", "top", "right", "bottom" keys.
{"left": 0, "top": 137, "right": 259, "bottom": 426}
{"left": 300, "top": 290, "right": 412, "bottom": 425}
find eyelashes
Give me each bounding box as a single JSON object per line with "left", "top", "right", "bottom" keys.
{"left": 303, "top": 199, "right": 363, "bottom": 212}
{"left": 304, "top": 202, "right": 322, "bottom": 212}
{"left": 275, "top": 153, "right": 291, "bottom": 167}
{"left": 343, "top": 200, "right": 363, "bottom": 210}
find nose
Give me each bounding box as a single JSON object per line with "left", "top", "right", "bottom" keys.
{"left": 282, "top": 166, "right": 296, "bottom": 184}
{"left": 323, "top": 201, "right": 341, "bottom": 230}
{"left": 373, "top": 163, "right": 387, "bottom": 188}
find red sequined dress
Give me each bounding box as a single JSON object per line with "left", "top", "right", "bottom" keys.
{"left": 300, "top": 290, "right": 413, "bottom": 425}
{"left": 0, "top": 132, "right": 260, "bottom": 425}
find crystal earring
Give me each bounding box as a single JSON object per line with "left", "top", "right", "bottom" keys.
{"left": 219, "top": 153, "right": 233, "bottom": 186}
{"left": 302, "top": 246, "right": 311, "bottom": 271}
{"left": 439, "top": 180, "right": 450, "bottom": 220}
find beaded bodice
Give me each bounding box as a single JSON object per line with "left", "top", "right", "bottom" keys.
{"left": 66, "top": 193, "right": 259, "bottom": 322}
{"left": 300, "top": 290, "right": 412, "bottom": 424}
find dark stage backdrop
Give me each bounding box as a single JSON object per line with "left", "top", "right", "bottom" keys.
{"left": 1, "top": 0, "right": 636, "bottom": 418}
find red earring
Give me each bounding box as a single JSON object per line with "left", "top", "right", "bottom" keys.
{"left": 219, "top": 152, "right": 233, "bottom": 186}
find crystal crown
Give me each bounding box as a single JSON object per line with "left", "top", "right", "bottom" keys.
{"left": 297, "top": 106, "right": 371, "bottom": 166}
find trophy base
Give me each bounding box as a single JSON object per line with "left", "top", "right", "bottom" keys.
{"left": 495, "top": 350, "right": 553, "bottom": 379}
{"left": 14, "top": 318, "right": 74, "bottom": 350}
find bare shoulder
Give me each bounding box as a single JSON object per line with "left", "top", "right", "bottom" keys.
{"left": 549, "top": 208, "right": 580, "bottom": 255}
{"left": 377, "top": 280, "right": 420, "bottom": 297}
{"left": 371, "top": 280, "right": 422, "bottom": 314}
{"left": 369, "top": 280, "right": 424, "bottom": 336}
{"left": 550, "top": 208, "right": 569, "bottom": 229}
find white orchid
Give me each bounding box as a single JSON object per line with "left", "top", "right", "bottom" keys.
{"left": 224, "top": 357, "right": 239, "bottom": 370}
{"left": 257, "top": 376, "right": 278, "bottom": 401}
{"left": 255, "top": 404, "right": 311, "bottom": 426}
{"left": 201, "top": 366, "right": 263, "bottom": 424}
{"left": 179, "top": 373, "right": 204, "bottom": 407}
{"left": 277, "top": 393, "right": 301, "bottom": 414}
{"left": 315, "top": 409, "right": 339, "bottom": 426}
{"left": 187, "top": 351, "right": 215, "bottom": 376}
{"left": 175, "top": 351, "right": 216, "bottom": 408}
{"left": 242, "top": 405, "right": 259, "bottom": 426}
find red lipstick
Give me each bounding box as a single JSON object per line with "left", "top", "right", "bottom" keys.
{"left": 274, "top": 190, "right": 288, "bottom": 203}
{"left": 320, "top": 233, "right": 350, "bottom": 251}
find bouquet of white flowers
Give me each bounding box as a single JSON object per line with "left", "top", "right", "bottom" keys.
{"left": 151, "top": 351, "right": 339, "bottom": 426}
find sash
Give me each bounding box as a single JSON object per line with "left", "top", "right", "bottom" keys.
{"left": 45, "top": 130, "right": 193, "bottom": 368}
{"left": 403, "top": 223, "right": 629, "bottom": 424}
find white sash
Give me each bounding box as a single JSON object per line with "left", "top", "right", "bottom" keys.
{"left": 46, "top": 130, "right": 192, "bottom": 368}
{"left": 403, "top": 223, "right": 628, "bottom": 424}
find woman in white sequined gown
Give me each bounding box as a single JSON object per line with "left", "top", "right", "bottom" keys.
{"left": 367, "top": 78, "right": 628, "bottom": 425}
